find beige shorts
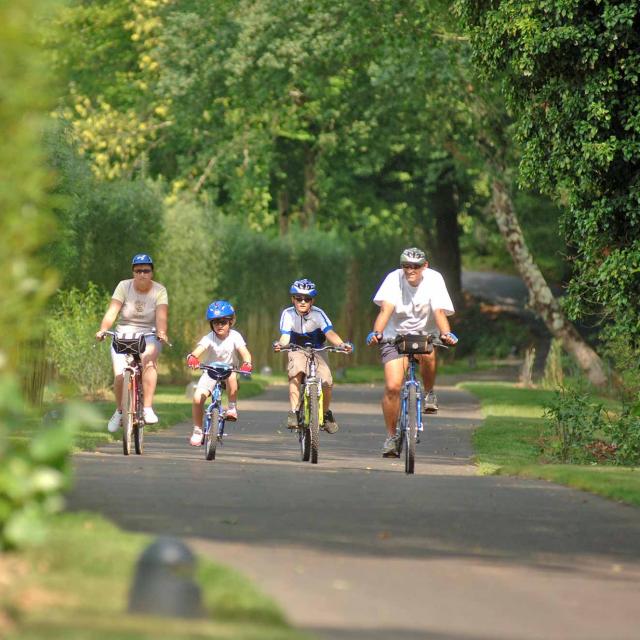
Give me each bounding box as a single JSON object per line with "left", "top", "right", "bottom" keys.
{"left": 288, "top": 351, "right": 333, "bottom": 386}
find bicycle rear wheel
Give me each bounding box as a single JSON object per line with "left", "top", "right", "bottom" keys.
{"left": 308, "top": 384, "right": 320, "bottom": 464}
{"left": 205, "top": 407, "right": 219, "bottom": 461}
{"left": 405, "top": 385, "right": 417, "bottom": 474}
{"left": 122, "top": 370, "right": 134, "bottom": 456}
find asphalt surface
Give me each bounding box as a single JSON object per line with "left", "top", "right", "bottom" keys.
{"left": 68, "top": 381, "right": 640, "bottom": 639}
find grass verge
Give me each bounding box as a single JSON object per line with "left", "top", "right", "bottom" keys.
{"left": 1, "top": 512, "right": 306, "bottom": 640}
{"left": 461, "top": 381, "right": 640, "bottom": 506}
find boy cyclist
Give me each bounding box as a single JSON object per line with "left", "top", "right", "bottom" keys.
{"left": 186, "top": 300, "right": 252, "bottom": 447}
{"left": 274, "top": 279, "right": 353, "bottom": 433}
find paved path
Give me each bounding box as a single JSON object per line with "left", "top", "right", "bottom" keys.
{"left": 69, "top": 383, "right": 640, "bottom": 639}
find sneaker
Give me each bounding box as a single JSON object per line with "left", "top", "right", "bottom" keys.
{"left": 322, "top": 410, "right": 339, "bottom": 434}
{"left": 287, "top": 410, "right": 299, "bottom": 429}
{"left": 190, "top": 426, "right": 203, "bottom": 447}
{"left": 382, "top": 435, "right": 400, "bottom": 458}
{"left": 225, "top": 407, "right": 238, "bottom": 422}
{"left": 107, "top": 410, "right": 122, "bottom": 433}
{"left": 143, "top": 407, "right": 159, "bottom": 424}
{"left": 423, "top": 390, "right": 438, "bottom": 414}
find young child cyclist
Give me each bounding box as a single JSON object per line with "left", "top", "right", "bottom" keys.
{"left": 273, "top": 279, "right": 353, "bottom": 433}
{"left": 185, "top": 300, "right": 252, "bottom": 447}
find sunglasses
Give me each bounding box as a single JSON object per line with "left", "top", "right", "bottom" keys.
{"left": 212, "top": 318, "right": 231, "bottom": 326}
{"left": 293, "top": 296, "right": 313, "bottom": 303}
{"left": 401, "top": 263, "right": 422, "bottom": 271}
{"left": 133, "top": 268, "right": 152, "bottom": 274}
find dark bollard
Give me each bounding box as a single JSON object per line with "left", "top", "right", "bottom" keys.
{"left": 128, "top": 537, "right": 204, "bottom": 618}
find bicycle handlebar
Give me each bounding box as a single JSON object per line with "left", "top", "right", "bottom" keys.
{"left": 198, "top": 364, "right": 252, "bottom": 377}
{"left": 100, "top": 329, "right": 172, "bottom": 347}
{"left": 274, "top": 343, "right": 352, "bottom": 354}
{"left": 380, "top": 333, "right": 449, "bottom": 349}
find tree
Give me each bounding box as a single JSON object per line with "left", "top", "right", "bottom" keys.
{"left": 455, "top": 1, "right": 640, "bottom": 346}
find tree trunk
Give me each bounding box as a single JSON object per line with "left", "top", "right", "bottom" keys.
{"left": 427, "top": 165, "right": 463, "bottom": 307}
{"left": 277, "top": 188, "right": 289, "bottom": 236}
{"left": 491, "top": 177, "right": 607, "bottom": 387}
{"left": 302, "top": 146, "right": 319, "bottom": 228}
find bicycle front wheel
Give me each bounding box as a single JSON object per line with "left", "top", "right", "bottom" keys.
{"left": 205, "top": 407, "right": 219, "bottom": 461}
{"left": 405, "top": 385, "right": 417, "bottom": 474}
{"left": 308, "top": 384, "right": 320, "bottom": 464}
{"left": 134, "top": 425, "right": 144, "bottom": 455}
{"left": 122, "top": 370, "right": 134, "bottom": 456}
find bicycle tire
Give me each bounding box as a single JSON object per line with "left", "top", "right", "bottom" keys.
{"left": 205, "top": 406, "right": 219, "bottom": 461}
{"left": 405, "top": 385, "right": 417, "bottom": 474}
{"left": 122, "top": 370, "right": 134, "bottom": 456}
{"left": 309, "top": 384, "right": 320, "bottom": 464}
{"left": 134, "top": 425, "right": 144, "bottom": 455}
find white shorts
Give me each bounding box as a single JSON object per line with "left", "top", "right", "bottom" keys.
{"left": 195, "top": 370, "right": 237, "bottom": 396}
{"left": 110, "top": 335, "right": 162, "bottom": 376}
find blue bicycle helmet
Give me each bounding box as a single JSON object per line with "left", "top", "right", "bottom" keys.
{"left": 132, "top": 253, "right": 154, "bottom": 267}
{"left": 289, "top": 278, "right": 317, "bottom": 297}
{"left": 206, "top": 300, "right": 235, "bottom": 320}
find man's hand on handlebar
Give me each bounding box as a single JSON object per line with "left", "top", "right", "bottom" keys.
{"left": 95, "top": 330, "right": 107, "bottom": 341}
{"left": 338, "top": 342, "right": 354, "bottom": 353}
{"left": 440, "top": 331, "right": 458, "bottom": 346}
{"left": 272, "top": 340, "right": 283, "bottom": 352}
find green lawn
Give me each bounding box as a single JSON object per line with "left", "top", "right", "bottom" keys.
{"left": 461, "top": 382, "right": 640, "bottom": 506}
{"left": 1, "top": 512, "right": 306, "bottom": 640}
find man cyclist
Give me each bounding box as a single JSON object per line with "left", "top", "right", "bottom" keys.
{"left": 367, "top": 248, "right": 458, "bottom": 457}
{"left": 274, "top": 278, "right": 353, "bottom": 433}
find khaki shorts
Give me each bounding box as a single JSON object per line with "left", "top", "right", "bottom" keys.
{"left": 288, "top": 351, "right": 333, "bottom": 386}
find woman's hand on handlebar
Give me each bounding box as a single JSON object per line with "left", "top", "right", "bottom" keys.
{"left": 95, "top": 329, "right": 107, "bottom": 341}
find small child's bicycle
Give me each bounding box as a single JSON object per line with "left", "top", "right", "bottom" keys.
{"left": 104, "top": 330, "right": 158, "bottom": 456}
{"left": 276, "top": 343, "right": 351, "bottom": 464}
{"left": 382, "top": 333, "right": 449, "bottom": 474}
{"left": 197, "top": 362, "right": 249, "bottom": 461}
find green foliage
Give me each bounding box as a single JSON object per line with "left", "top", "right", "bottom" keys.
{"left": 600, "top": 328, "right": 640, "bottom": 402}
{"left": 47, "top": 284, "right": 113, "bottom": 397}
{"left": 543, "top": 387, "right": 640, "bottom": 465}
{"left": 46, "top": 130, "right": 164, "bottom": 291}
{"left": 0, "top": 378, "right": 95, "bottom": 549}
{"left": 453, "top": 305, "right": 536, "bottom": 359}
{"left": 455, "top": 1, "right": 640, "bottom": 341}
{"left": 0, "top": 0, "right": 81, "bottom": 550}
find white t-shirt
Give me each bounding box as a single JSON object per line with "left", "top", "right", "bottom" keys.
{"left": 279, "top": 306, "right": 333, "bottom": 347}
{"left": 373, "top": 268, "right": 454, "bottom": 338}
{"left": 113, "top": 279, "right": 168, "bottom": 333}
{"left": 197, "top": 329, "right": 247, "bottom": 365}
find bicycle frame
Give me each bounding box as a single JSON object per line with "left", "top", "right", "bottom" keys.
{"left": 399, "top": 355, "right": 423, "bottom": 436}
{"left": 277, "top": 343, "right": 350, "bottom": 464}
{"left": 198, "top": 362, "right": 248, "bottom": 461}
{"left": 104, "top": 330, "right": 158, "bottom": 455}
{"left": 381, "top": 333, "right": 446, "bottom": 474}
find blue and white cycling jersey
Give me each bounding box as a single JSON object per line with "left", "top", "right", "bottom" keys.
{"left": 279, "top": 306, "right": 333, "bottom": 347}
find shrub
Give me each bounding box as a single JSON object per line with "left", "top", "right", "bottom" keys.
{"left": 47, "top": 284, "right": 113, "bottom": 397}
{"left": 543, "top": 387, "right": 640, "bottom": 466}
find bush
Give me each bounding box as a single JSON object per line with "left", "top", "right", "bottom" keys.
{"left": 543, "top": 386, "right": 640, "bottom": 465}
{"left": 47, "top": 284, "right": 113, "bottom": 397}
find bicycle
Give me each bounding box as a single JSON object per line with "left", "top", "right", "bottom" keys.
{"left": 104, "top": 330, "right": 160, "bottom": 456}
{"left": 197, "top": 362, "right": 250, "bottom": 461}
{"left": 275, "top": 343, "right": 351, "bottom": 464}
{"left": 381, "top": 333, "right": 448, "bottom": 474}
